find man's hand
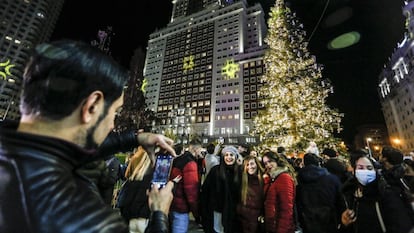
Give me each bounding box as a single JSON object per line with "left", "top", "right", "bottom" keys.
{"left": 147, "top": 181, "right": 174, "bottom": 215}
{"left": 137, "top": 132, "right": 176, "bottom": 163}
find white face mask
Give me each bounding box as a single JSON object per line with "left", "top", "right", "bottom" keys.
{"left": 355, "top": 169, "right": 376, "bottom": 186}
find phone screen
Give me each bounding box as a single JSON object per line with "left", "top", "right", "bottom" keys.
{"left": 151, "top": 154, "right": 174, "bottom": 188}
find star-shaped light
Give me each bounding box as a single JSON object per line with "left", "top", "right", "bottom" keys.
{"left": 0, "top": 59, "right": 15, "bottom": 80}
{"left": 221, "top": 59, "right": 239, "bottom": 79}
{"left": 141, "top": 78, "right": 148, "bottom": 93}
{"left": 183, "top": 55, "right": 194, "bottom": 71}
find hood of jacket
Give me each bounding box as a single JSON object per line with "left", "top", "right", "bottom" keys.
{"left": 298, "top": 165, "right": 329, "bottom": 183}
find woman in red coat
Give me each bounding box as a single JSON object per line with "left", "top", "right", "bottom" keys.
{"left": 262, "top": 151, "right": 297, "bottom": 233}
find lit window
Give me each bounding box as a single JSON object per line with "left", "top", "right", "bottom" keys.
{"left": 37, "top": 12, "right": 45, "bottom": 18}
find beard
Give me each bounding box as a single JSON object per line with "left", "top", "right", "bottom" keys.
{"left": 84, "top": 110, "right": 106, "bottom": 150}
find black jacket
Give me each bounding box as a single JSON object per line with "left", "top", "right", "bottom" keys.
{"left": 0, "top": 122, "right": 167, "bottom": 233}
{"left": 297, "top": 165, "right": 341, "bottom": 233}
{"left": 340, "top": 176, "right": 414, "bottom": 233}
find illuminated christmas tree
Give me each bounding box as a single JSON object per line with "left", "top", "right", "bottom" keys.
{"left": 253, "top": 0, "right": 343, "bottom": 150}
{"left": 115, "top": 47, "right": 154, "bottom": 132}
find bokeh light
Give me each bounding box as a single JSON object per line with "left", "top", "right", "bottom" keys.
{"left": 327, "top": 31, "right": 361, "bottom": 50}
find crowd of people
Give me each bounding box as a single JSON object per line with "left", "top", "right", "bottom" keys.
{"left": 1, "top": 40, "right": 414, "bottom": 233}
{"left": 116, "top": 139, "right": 414, "bottom": 233}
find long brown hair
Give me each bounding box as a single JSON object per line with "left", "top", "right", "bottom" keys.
{"left": 262, "top": 151, "right": 297, "bottom": 184}
{"left": 241, "top": 155, "right": 265, "bottom": 205}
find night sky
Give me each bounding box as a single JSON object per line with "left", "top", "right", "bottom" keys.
{"left": 51, "top": 0, "right": 406, "bottom": 143}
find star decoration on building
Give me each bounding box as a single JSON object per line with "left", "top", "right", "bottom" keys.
{"left": 183, "top": 55, "right": 194, "bottom": 71}
{"left": 0, "top": 59, "right": 15, "bottom": 80}
{"left": 221, "top": 59, "right": 240, "bottom": 79}
{"left": 141, "top": 78, "right": 148, "bottom": 93}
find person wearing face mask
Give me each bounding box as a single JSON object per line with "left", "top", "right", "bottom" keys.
{"left": 339, "top": 150, "right": 413, "bottom": 233}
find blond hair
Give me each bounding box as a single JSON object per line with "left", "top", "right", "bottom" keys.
{"left": 125, "top": 146, "right": 152, "bottom": 181}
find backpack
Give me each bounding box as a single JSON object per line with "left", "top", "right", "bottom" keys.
{"left": 296, "top": 177, "right": 337, "bottom": 233}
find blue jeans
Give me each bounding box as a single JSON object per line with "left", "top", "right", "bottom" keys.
{"left": 171, "top": 211, "right": 189, "bottom": 233}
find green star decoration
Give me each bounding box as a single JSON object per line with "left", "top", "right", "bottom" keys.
{"left": 183, "top": 55, "right": 194, "bottom": 71}
{"left": 141, "top": 78, "right": 148, "bottom": 93}
{"left": 221, "top": 59, "right": 240, "bottom": 79}
{"left": 0, "top": 59, "right": 15, "bottom": 80}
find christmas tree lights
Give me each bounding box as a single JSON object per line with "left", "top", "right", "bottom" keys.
{"left": 253, "top": 0, "right": 343, "bottom": 151}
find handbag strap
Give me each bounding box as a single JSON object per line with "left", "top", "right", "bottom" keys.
{"left": 375, "top": 201, "right": 386, "bottom": 233}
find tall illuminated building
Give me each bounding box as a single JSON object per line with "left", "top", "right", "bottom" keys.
{"left": 0, "top": 0, "right": 64, "bottom": 120}
{"left": 378, "top": 1, "right": 414, "bottom": 152}
{"left": 143, "top": 0, "right": 267, "bottom": 144}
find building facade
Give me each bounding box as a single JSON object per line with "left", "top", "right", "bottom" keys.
{"left": 378, "top": 1, "right": 414, "bottom": 152}
{"left": 353, "top": 124, "right": 389, "bottom": 159}
{"left": 143, "top": 0, "right": 267, "bottom": 145}
{"left": 0, "top": 0, "right": 64, "bottom": 120}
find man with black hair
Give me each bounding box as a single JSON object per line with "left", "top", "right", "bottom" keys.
{"left": 380, "top": 146, "right": 414, "bottom": 227}
{"left": 238, "top": 143, "right": 250, "bottom": 157}
{"left": 204, "top": 143, "right": 220, "bottom": 177}
{"left": 322, "top": 148, "right": 350, "bottom": 183}
{"left": 0, "top": 40, "right": 176, "bottom": 233}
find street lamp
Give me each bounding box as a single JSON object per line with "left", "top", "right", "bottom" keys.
{"left": 392, "top": 138, "right": 401, "bottom": 149}
{"left": 366, "top": 137, "right": 372, "bottom": 157}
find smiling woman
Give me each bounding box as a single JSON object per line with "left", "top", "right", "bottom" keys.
{"left": 200, "top": 145, "right": 241, "bottom": 233}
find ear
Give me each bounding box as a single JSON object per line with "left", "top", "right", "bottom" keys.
{"left": 81, "top": 91, "right": 104, "bottom": 124}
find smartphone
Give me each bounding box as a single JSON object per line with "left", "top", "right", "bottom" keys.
{"left": 151, "top": 153, "right": 174, "bottom": 189}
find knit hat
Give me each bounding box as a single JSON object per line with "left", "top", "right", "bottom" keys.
{"left": 221, "top": 146, "right": 239, "bottom": 158}
{"left": 381, "top": 146, "right": 403, "bottom": 165}
{"left": 322, "top": 148, "right": 337, "bottom": 158}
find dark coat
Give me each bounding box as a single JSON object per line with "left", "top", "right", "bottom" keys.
{"left": 0, "top": 122, "right": 167, "bottom": 233}
{"left": 0, "top": 123, "right": 128, "bottom": 233}
{"left": 78, "top": 129, "right": 138, "bottom": 204}
{"left": 296, "top": 165, "right": 341, "bottom": 233}
{"left": 237, "top": 174, "right": 263, "bottom": 233}
{"left": 382, "top": 166, "right": 414, "bottom": 232}
{"left": 200, "top": 163, "right": 241, "bottom": 233}
{"left": 98, "top": 130, "right": 138, "bottom": 158}
{"left": 118, "top": 171, "right": 152, "bottom": 221}
{"left": 340, "top": 176, "right": 414, "bottom": 233}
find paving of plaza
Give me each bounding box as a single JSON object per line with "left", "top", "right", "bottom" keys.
{"left": 188, "top": 219, "right": 204, "bottom": 233}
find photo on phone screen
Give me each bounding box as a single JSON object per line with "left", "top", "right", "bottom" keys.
{"left": 151, "top": 154, "right": 174, "bottom": 189}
